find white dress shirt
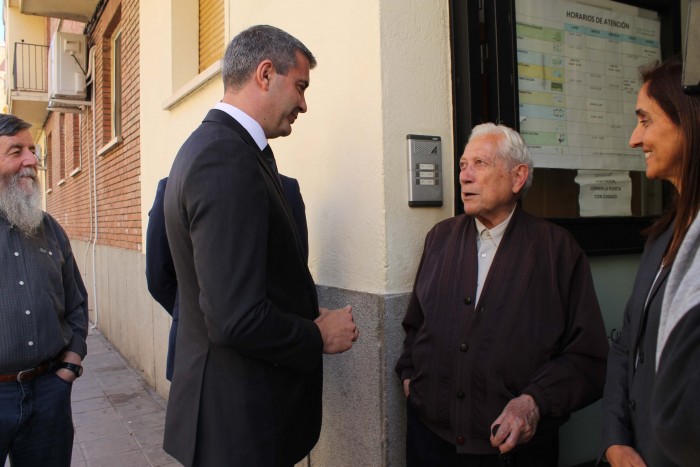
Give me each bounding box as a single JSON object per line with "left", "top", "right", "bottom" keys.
{"left": 474, "top": 207, "right": 516, "bottom": 303}
{"left": 214, "top": 102, "right": 267, "bottom": 151}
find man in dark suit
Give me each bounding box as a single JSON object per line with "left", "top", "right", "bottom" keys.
{"left": 162, "top": 25, "right": 359, "bottom": 467}
{"left": 396, "top": 123, "right": 608, "bottom": 466}
{"left": 146, "top": 174, "right": 310, "bottom": 381}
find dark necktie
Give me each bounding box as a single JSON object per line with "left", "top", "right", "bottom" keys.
{"left": 262, "top": 145, "right": 278, "bottom": 173}
{"left": 262, "top": 145, "right": 282, "bottom": 185}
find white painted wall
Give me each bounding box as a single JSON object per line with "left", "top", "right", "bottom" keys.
{"left": 380, "top": 0, "right": 454, "bottom": 293}
{"left": 4, "top": 4, "right": 45, "bottom": 57}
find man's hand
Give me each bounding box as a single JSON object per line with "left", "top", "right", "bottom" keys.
{"left": 605, "top": 445, "right": 647, "bottom": 467}
{"left": 56, "top": 351, "right": 82, "bottom": 383}
{"left": 403, "top": 379, "right": 410, "bottom": 398}
{"left": 490, "top": 394, "right": 540, "bottom": 453}
{"left": 314, "top": 305, "right": 358, "bottom": 354}
{"left": 55, "top": 368, "right": 77, "bottom": 383}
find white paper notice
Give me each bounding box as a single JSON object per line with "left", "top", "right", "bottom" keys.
{"left": 515, "top": 0, "right": 661, "bottom": 170}
{"left": 575, "top": 170, "right": 632, "bottom": 216}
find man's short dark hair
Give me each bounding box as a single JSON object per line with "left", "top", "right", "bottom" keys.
{"left": 0, "top": 114, "right": 32, "bottom": 137}
{"left": 222, "top": 25, "right": 316, "bottom": 91}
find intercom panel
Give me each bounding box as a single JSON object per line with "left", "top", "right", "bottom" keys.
{"left": 407, "top": 134, "right": 443, "bottom": 207}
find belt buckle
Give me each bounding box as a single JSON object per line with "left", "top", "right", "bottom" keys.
{"left": 16, "top": 369, "right": 33, "bottom": 382}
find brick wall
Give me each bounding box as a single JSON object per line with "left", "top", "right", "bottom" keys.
{"left": 44, "top": 0, "right": 141, "bottom": 251}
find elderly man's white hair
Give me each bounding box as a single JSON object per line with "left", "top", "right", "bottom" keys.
{"left": 468, "top": 123, "right": 534, "bottom": 193}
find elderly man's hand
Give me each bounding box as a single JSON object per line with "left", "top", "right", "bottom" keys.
{"left": 490, "top": 394, "right": 540, "bottom": 453}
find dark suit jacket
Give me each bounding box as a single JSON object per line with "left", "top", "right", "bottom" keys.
{"left": 145, "top": 178, "right": 179, "bottom": 381}
{"left": 162, "top": 109, "right": 322, "bottom": 467}
{"left": 146, "top": 173, "right": 308, "bottom": 381}
{"left": 600, "top": 225, "right": 675, "bottom": 466}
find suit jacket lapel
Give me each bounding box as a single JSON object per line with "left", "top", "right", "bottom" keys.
{"left": 202, "top": 109, "right": 281, "bottom": 193}
{"left": 202, "top": 109, "right": 310, "bottom": 277}
{"left": 632, "top": 225, "right": 674, "bottom": 350}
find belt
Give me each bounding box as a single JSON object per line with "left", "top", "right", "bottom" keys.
{"left": 0, "top": 361, "right": 53, "bottom": 383}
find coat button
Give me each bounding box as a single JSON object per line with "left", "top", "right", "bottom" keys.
{"left": 457, "top": 391, "right": 465, "bottom": 400}
{"left": 456, "top": 436, "right": 465, "bottom": 445}
{"left": 460, "top": 343, "right": 468, "bottom": 352}
{"left": 638, "top": 352, "right": 644, "bottom": 363}
{"left": 464, "top": 297, "right": 472, "bottom": 305}
{"left": 628, "top": 399, "right": 636, "bottom": 411}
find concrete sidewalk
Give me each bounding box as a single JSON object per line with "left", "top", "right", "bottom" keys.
{"left": 68, "top": 327, "right": 178, "bottom": 467}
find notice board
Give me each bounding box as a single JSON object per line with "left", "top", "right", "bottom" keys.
{"left": 450, "top": 0, "right": 681, "bottom": 254}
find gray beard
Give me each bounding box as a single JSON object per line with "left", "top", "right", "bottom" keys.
{"left": 0, "top": 168, "right": 44, "bottom": 236}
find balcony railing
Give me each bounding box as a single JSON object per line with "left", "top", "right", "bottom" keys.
{"left": 13, "top": 42, "right": 49, "bottom": 92}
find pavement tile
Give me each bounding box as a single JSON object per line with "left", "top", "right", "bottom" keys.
{"left": 101, "top": 381, "right": 148, "bottom": 396}
{"left": 72, "top": 407, "right": 121, "bottom": 428}
{"left": 83, "top": 450, "right": 150, "bottom": 467}
{"left": 73, "top": 375, "right": 102, "bottom": 390}
{"left": 72, "top": 396, "right": 113, "bottom": 414}
{"left": 93, "top": 366, "right": 129, "bottom": 376}
{"left": 142, "top": 445, "right": 178, "bottom": 466}
{"left": 93, "top": 368, "right": 133, "bottom": 381}
{"left": 85, "top": 342, "right": 112, "bottom": 356}
{"left": 122, "top": 411, "right": 166, "bottom": 431}
{"left": 85, "top": 352, "right": 125, "bottom": 369}
{"left": 115, "top": 397, "right": 165, "bottom": 420}
{"left": 130, "top": 426, "right": 164, "bottom": 448}
{"left": 75, "top": 419, "right": 130, "bottom": 443}
{"left": 72, "top": 385, "right": 107, "bottom": 402}
{"left": 80, "top": 433, "right": 141, "bottom": 460}
{"left": 95, "top": 371, "right": 140, "bottom": 387}
{"left": 107, "top": 390, "right": 148, "bottom": 406}
{"left": 84, "top": 347, "right": 111, "bottom": 358}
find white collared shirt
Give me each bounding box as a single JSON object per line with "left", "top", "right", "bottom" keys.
{"left": 474, "top": 207, "right": 516, "bottom": 303}
{"left": 214, "top": 102, "right": 267, "bottom": 151}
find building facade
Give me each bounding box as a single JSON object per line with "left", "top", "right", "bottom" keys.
{"left": 2, "top": 0, "right": 692, "bottom": 465}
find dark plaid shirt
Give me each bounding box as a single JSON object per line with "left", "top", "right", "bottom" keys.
{"left": 0, "top": 213, "right": 88, "bottom": 373}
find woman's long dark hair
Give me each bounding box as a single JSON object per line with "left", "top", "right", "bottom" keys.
{"left": 641, "top": 56, "right": 700, "bottom": 266}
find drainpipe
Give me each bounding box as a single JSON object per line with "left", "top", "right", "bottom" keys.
{"left": 86, "top": 45, "right": 100, "bottom": 328}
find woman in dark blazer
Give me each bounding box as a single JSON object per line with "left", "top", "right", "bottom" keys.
{"left": 600, "top": 56, "right": 700, "bottom": 466}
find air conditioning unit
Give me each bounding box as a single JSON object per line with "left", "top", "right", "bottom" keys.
{"left": 49, "top": 32, "right": 87, "bottom": 100}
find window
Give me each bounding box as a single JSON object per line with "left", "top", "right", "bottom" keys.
{"left": 58, "top": 114, "right": 66, "bottom": 181}
{"left": 199, "top": 0, "right": 224, "bottom": 73}
{"left": 96, "top": 7, "right": 122, "bottom": 155}
{"left": 165, "top": 0, "right": 224, "bottom": 109}
{"left": 112, "top": 29, "right": 123, "bottom": 138}
{"left": 46, "top": 132, "right": 53, "bottom": 189}
{"left": 72, "top": 114, "right": 81, "bottom": 171}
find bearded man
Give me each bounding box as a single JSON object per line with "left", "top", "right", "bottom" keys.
{"left": 0, "top": 114, "right": 88, "bottom": 467}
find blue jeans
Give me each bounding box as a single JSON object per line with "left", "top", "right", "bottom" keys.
{"left": 0, "top": 370, "right": 74, "bottom": 467}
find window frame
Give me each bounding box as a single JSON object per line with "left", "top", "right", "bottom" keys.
{"left": 111, "top": 28, "right": 123, "bottom": 139}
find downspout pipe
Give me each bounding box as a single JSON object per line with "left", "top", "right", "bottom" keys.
{"left": 87, "top": 45, "right": 99, "bottom": 328}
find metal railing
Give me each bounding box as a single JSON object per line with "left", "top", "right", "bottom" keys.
{"left": 13, "top": 42, "right": 49, "bottom": 92}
